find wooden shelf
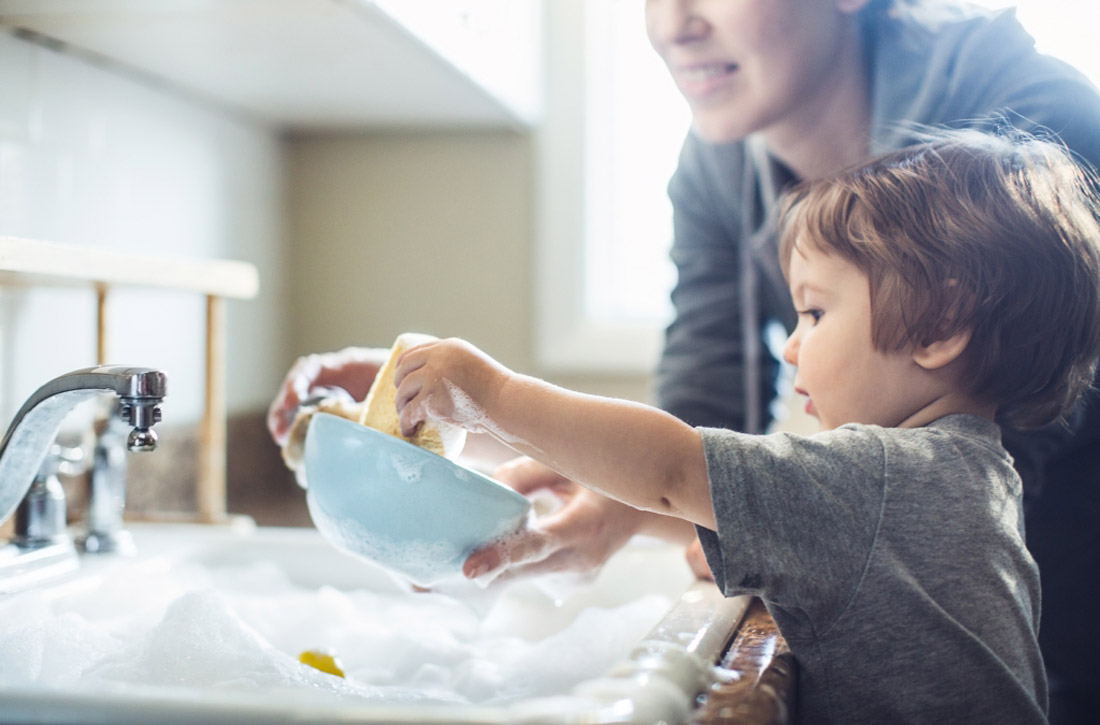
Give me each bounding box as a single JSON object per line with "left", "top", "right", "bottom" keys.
{"left": 0, "top": 235, "right": 258, "bottom": 299}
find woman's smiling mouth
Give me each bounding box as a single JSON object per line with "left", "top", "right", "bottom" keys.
{"left": 674, "top": 62, "right": 739, "bottom": 98}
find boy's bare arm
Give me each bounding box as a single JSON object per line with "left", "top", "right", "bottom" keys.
{"left": 496, "top": 375, "right": 715, "bottom": 528}
{"left": 394, "top": 338, "right": 716, "bottom": 530}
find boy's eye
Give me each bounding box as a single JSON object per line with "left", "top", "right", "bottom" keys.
{"left": 798, "top": 308, "right": 823, "bottom": 324}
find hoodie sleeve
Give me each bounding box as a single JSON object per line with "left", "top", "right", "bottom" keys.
{"left": 869, "top": 6, "right": 1100, "bottom": 169}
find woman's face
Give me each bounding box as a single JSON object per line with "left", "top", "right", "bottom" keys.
{"left": 645, "top": 0, "right": 867, "bottom": 144}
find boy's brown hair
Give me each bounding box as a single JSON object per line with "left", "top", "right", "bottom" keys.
{"left": 778, "top": 127, "right": 1100, "bottom": 429}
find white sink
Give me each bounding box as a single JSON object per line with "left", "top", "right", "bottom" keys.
{"left": 0, "top": 522, "right": 748, "bottom": 725}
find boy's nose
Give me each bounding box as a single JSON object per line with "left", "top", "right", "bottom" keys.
{"left": 782, "top": 332, "right": 800, "bottom": 366}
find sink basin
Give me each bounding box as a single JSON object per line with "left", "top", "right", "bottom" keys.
{"left": 0, "top": 522, "right": 748, "bottom": 725}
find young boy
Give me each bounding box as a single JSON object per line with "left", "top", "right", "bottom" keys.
{"left": 392, "top": 129, "right": 1100, "bottom": 724}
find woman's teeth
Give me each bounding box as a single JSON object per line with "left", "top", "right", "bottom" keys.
{"left": 681, "top": 63, "right": 736, "bottom": 82}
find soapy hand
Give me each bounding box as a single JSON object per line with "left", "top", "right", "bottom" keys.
{"left": 464, "top": 463, "right": 715, "bottom": 583}
{"left": 393, "top": 338, "right": 506, "bottom": 440}
{"left": 267, "top": 346, "right": 389, "bottom": 447}
{"left": 461, "top": 457, "right": 664, "bottom": 581}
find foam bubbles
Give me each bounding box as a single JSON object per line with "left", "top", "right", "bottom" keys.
{"left": 85, "top": 590, "right": 354, "bottom": 694}
{"left": 390, "top": 453, "right": 426, "bottom": 483}
{"left": 0, "top": 546, "right": 679, "bottom": 708}
{"left": 307, "top": 497, "right": 462, "bottom": 584}
{"left": 444, "top": 380, "right": 528, "bottom": 448}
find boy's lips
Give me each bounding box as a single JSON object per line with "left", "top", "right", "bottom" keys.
{"left": 794, "top": 387, "right": 816, "bottom": 417}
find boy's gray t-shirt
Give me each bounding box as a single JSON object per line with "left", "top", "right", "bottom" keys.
{"left": 696, "top": 414, "right": 1046, "bottom": 724}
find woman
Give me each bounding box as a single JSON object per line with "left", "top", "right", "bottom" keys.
{"left": 270, "top": 2, "right": 1100, "bottom": 721}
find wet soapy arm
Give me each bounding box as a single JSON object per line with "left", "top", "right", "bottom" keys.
{"left": 395, "top": 339, "right": 716, "bottom": 530}
{"left": 495, "top": 378, "right": 716, "bottom": 529}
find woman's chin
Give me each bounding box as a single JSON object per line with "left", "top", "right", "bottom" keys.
{"left": 689, "top": 112, "right": 755, "bottom": 145}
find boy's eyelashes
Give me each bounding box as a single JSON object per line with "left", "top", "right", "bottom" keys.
{"left": 797, "top": 308, "right": 823, "bottom": 323}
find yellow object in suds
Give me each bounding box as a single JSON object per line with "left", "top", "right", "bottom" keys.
{"left": 298, "top": 649, "right": 346, "bottom": 678}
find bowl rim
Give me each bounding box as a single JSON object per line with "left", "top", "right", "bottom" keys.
{"left": 305, "top": 412, "right": 531, "bottom": 506}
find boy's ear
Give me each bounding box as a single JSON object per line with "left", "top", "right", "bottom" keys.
{"left": 912, "top": 329, "right": 972, "bottom": 371}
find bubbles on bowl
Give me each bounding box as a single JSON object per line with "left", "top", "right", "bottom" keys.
{"left": 390, "top": 453, "right": 426, "bottom": 483}
{"left": 307, "top": 494, "right": 462, "bottom": 585}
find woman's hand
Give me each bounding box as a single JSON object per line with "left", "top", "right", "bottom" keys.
{"left": 462, "top": 457, "right": 693, "bottom": 581}
{"left": 684, "top": 537, "right": 715, "bottom": 581}
{"left": 266, "top": 347, "right": 388, "bottom": 447}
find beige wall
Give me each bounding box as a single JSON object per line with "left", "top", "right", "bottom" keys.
{"left": 286, "top": 130, "right": 652, "bottom": 404}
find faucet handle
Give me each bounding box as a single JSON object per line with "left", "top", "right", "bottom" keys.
{"left": 13, "top": 444, "right": 80, "bottom": 548}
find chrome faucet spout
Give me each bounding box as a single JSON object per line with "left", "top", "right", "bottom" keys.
{"left": 0, "top": 365, "right": 166, "bottom": 529}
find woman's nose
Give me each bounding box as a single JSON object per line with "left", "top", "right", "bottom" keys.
{"left": 646, "top": 0, "right": 707, "bottom": 49}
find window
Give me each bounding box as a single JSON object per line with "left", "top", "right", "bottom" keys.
{"left": 583, "top": 0, "right": 689, "bottom": 326}
{"left": 535, "top": 0, "right": 687, "bottom": 373}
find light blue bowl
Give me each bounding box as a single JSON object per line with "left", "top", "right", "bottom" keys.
{"left": 303, "top": 412, "right": 532, "bottom": 586}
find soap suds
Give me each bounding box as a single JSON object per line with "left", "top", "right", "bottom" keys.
{"left": 390, "top": 453, "right": 426, "bottom": 483}
{"left": 0, "top": 549, "right": 679, "bottom": 708}
{"left": 307, "top": 497, "right": 462, "bottom": 585}
{"left": 444, "top": 380, "right": 533, "bottom": 451}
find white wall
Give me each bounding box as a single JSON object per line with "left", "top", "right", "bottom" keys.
{"left": 0, "top": 30, "right": 288, "bottom": 427}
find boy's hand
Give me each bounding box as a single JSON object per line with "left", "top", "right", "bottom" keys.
{"left": 393, "top": 337, "right": 505, "bottom": 439}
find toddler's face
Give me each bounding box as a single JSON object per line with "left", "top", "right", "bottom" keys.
{"left": 782, "top": 240, "right": 925, "bottom": 430}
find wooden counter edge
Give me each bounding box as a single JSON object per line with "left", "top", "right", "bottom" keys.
{"left": 692, "top": 597, "right": 797, "bottom": 725}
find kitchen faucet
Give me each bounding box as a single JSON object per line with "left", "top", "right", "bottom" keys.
{"left": 0, "top": 366, "right": 166, "bottom": 593}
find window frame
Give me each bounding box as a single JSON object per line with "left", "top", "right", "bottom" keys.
{"left": 533, "top": 0, "right": 686, "bottom": 374}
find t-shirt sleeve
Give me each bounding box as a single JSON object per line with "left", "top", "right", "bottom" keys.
{"left": 696, "top": 426, "right": 887, "bottom": 632}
